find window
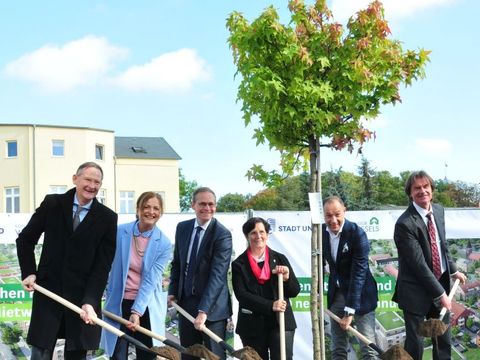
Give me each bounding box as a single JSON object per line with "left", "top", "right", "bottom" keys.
{"left": 52, "top": 140, "right": 64, "bottom": 156}
{"left": 5, "top": 187, "right": 20, "bottom": 213}
{"left": 156, "top": 191, "right": 165, "bottom": 202}
{"left": 49, "top": 185, "right": 67, "bottom": 194}
{"left": 119, "top": 191, "right": 135, "bottom": 214}
{"left": 95, "top": 144, "right": 104, "bottom": 160}
{"left": 97, "top": 189, "right": 107, "bottom": 205}
{"left": 6, "top": 141, "right": 17, "bottom": 158}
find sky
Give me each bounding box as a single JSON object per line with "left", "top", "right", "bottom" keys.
{"left": 1, "top": 0, "right": 479, "bottom": 198}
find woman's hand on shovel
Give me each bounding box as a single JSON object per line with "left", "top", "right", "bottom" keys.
{"left": 272, "top": 265, "right": 290, "bottom": 281}
{"left": 127, "top": 312, "right": 140, "bottom": 331}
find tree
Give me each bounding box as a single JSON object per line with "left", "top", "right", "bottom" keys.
{"left": 217, "top": 193, "right": 249, "bottom": 212}
{"left": 357, "top": 157, "right": 377, "bottom": 210}
{"left": 179, "top": 169, "right": 198, "bottom": 212}
{"left": 227, "top": 1, "right": 429, "bottom": 357}
{"left": 1, "top": 323, "right": 22, "bottom": 345}
{"left": 245, "top": 188, "right": 279, "bottom": 210}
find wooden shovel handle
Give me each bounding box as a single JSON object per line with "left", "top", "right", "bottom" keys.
{"left": 278, "top": 272, "right": 286, "bottom": 360}
{"left": 324, "top": 308, "right": 374, "bottom": 347}
{"left": 171, "top": 302, "right": 235, "bottom": 353}
{"left": 439, "top": 278, "right": 460, "bottom": 320}
{"left": 102, "top": 309, "right": 186, "bottom": 352}
{"left": 33, "top": 284, "right": 124, "bottom": 337}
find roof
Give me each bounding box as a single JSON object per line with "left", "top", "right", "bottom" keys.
{"left": 115, "top": 137, "right": 181, "bottom": 160}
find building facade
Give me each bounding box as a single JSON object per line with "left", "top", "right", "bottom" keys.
{"left": 0, "top": 124, "right": 181, "bottom": 213}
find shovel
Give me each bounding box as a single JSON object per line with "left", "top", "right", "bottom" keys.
{"left": 32, "top": 284, "right": 162, "bottom": 358}
{"left": 277, "top": 272, "right": 286, "bottom": 360}
{"left": 171, "top": 302, "right": 262, "bottom": 360}
{"left": 325, "top": 308, "right": 413, "bottom": 360}
{"left": 102, "top": 309, "right": 196, "bottom": 360}
{"left": 418, "top": 278, "right": 460, "bottom": 337}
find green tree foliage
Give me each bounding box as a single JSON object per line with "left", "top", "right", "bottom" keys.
{"left": 245, "top": 188, "right": 279, "bottom": 210}
{"left": 357, "top": 157, "right": 377, "bottom": 210}
{"left": 216, "top": 193, "right": 249, "bottom": 212}
{"left": 227, "top": 1, "right": 429, "bottom": 356}
{"left": 1, "top": 323, "right": 22, "bottom": 344}
{"left": 179, "top": 169, "right": 198, "bottom": 212}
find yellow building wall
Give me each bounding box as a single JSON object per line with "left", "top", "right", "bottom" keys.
{"left": 115, "top": 158, "right": 180, "bottom": 213}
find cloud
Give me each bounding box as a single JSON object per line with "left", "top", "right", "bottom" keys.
{"left": 4, "top": 35, "right": 128, "bottom": 92}
{"left": 331, "top": 0, "right": 457, "bottom": 22}
{"left": 112, "top": 48, "right": 211, "bottom": 92}
{"left": 414, "top": 138, "right": 452, "bottom": 157}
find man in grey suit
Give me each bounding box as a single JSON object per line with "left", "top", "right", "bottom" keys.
{"left": 168, "top": 187, "right": 232, "bottom": 360}
{"left": 16, "top": 162, "right": 117, "bottom": 360}
{"left": 393, "top": 170, "right": 466, "bottom": 360}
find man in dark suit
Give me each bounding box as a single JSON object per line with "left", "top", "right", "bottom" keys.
{"left": 16, "top": 162, "right": 117, "bottom": 360}
{"left": 393, "top": 170, "right": 466, "bottom": 360}
{"left": 168, "top": 187, "right": 232, "bottom": 360}
{"left": 322, "top": 196, "right": 378, "bottom": 359}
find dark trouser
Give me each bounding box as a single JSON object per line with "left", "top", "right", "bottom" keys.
{"left": 404, "top": 309, "right": 451, "bottom": 360}
{"left": 178, "top": 295, "right": 227, "bottom": 360}
{"left": 240, "top": 329, "right": 295, "bottom": 360}
{"left": 403, "top": 272, "right": 452, "bottom": 360}
{"left": 31, "top": 345, "right": 87, "bottom": 360}
{"left": 111, "top": 299, "right": 155, "bottom": 360}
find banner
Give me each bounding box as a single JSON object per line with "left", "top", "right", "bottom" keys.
{"left": 1, "top": 208, "right": 479, "bottom": 359}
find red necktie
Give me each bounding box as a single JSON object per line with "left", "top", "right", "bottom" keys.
{"left": 426, "top": 213, "right": 442, "bottom": 279}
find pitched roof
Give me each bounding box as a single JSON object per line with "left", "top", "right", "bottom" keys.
{"left": 115, "top": 137, "right": 181, "bottom": 160}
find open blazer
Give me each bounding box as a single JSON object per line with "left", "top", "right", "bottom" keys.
{"left": 322, "top": 219, "right": 378, "bottom": 315}
{"left": 101, "top": 221, "right": 172, "bottom": 355}
{"left": 232, "top": 247, "right": 300, "bottom": 337}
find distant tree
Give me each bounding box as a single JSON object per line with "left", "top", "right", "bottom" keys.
{"left": 217, "top": 193, "right": 249, "bottom": 212}
{"left": 1, "top": 323, "right": 22, "bottom": 344}
{"left": 179, "top": 169, "right": 198, "bottom": 212}
{"left": 462, "top": 332, "right": 470, "bottom": 346}
{"left": 245, "top": 188, "right": 279, "bottom": 210}
{"left": 277, "top": 173, "right": 310, "bottom": 210}
{"left": 451, "top": 326, "right": 460, "bottom": 337}
{"left": 357, "top": 157, "right": 377, "bottom": 210}
{"left": 321, "top": 168, "right": 360, "bottom": 209}
{"left": 373, "top": 170, "right": 406, "bottom": 207}
{"left": 466, "top": 317, "right": 474, "bottom": 329}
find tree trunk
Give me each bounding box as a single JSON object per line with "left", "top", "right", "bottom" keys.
{"left": 309, "top": 135, "right": 325, "bottom": 360}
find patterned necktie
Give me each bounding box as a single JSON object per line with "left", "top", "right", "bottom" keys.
{"left": 426, "top": 212, "right": 442, "bottom": 279}
{"left": 184, "top": 226, "right": 201, "bottom": 296}
{"left": 73, "top": 206, "right": 84, "bottom": 231}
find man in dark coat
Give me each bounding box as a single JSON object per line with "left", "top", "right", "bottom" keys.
{"left": 393, "top": 170, "right": 466, "bottom": 359}
{"left": 16, "top": 162, "right": 117, "bottom": 360}
{"left": 168, "top": 187, "right": 232, "bottom": 360}
{"left": 322, "top": 196, "right": 378, "bottom": 359}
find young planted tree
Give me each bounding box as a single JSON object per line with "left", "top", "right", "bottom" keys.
{"left": 227, "top": 0, "right": 429, "bottom": 358}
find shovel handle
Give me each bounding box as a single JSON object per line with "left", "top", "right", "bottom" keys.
{"left": 439, "top": 278, "right": 460, "bottom": 320}
{"left": 278, "top": 273, "right": 286, "bottom": 360}
{"left": 171, "top": 302, "right": 235, "bottom": 354}
{"left": 102, "top": 309, "right": 186, "bottom": 352}
{"left": 33, "top": 284, "right": 157, "bottom": 356}
{"left": 324, "top": 308, "right": 384, "bottom": 356}
{"left": 33, "top": 284, "right": 124, "bottom": 337}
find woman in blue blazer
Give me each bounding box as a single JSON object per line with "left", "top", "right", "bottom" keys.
{"left": 101, "top": 192, "right": 172, "bottom": 359}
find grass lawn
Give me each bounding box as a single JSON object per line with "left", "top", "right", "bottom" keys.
{"left": 376, "top": 311, "right": 404, "bottom": 331}
{"left": 423, "top": 346, "right": 472, "bottom": 359}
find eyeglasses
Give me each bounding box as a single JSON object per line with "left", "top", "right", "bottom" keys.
{"left": 197, "top": 202, "right": 216, "bottom": 208}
